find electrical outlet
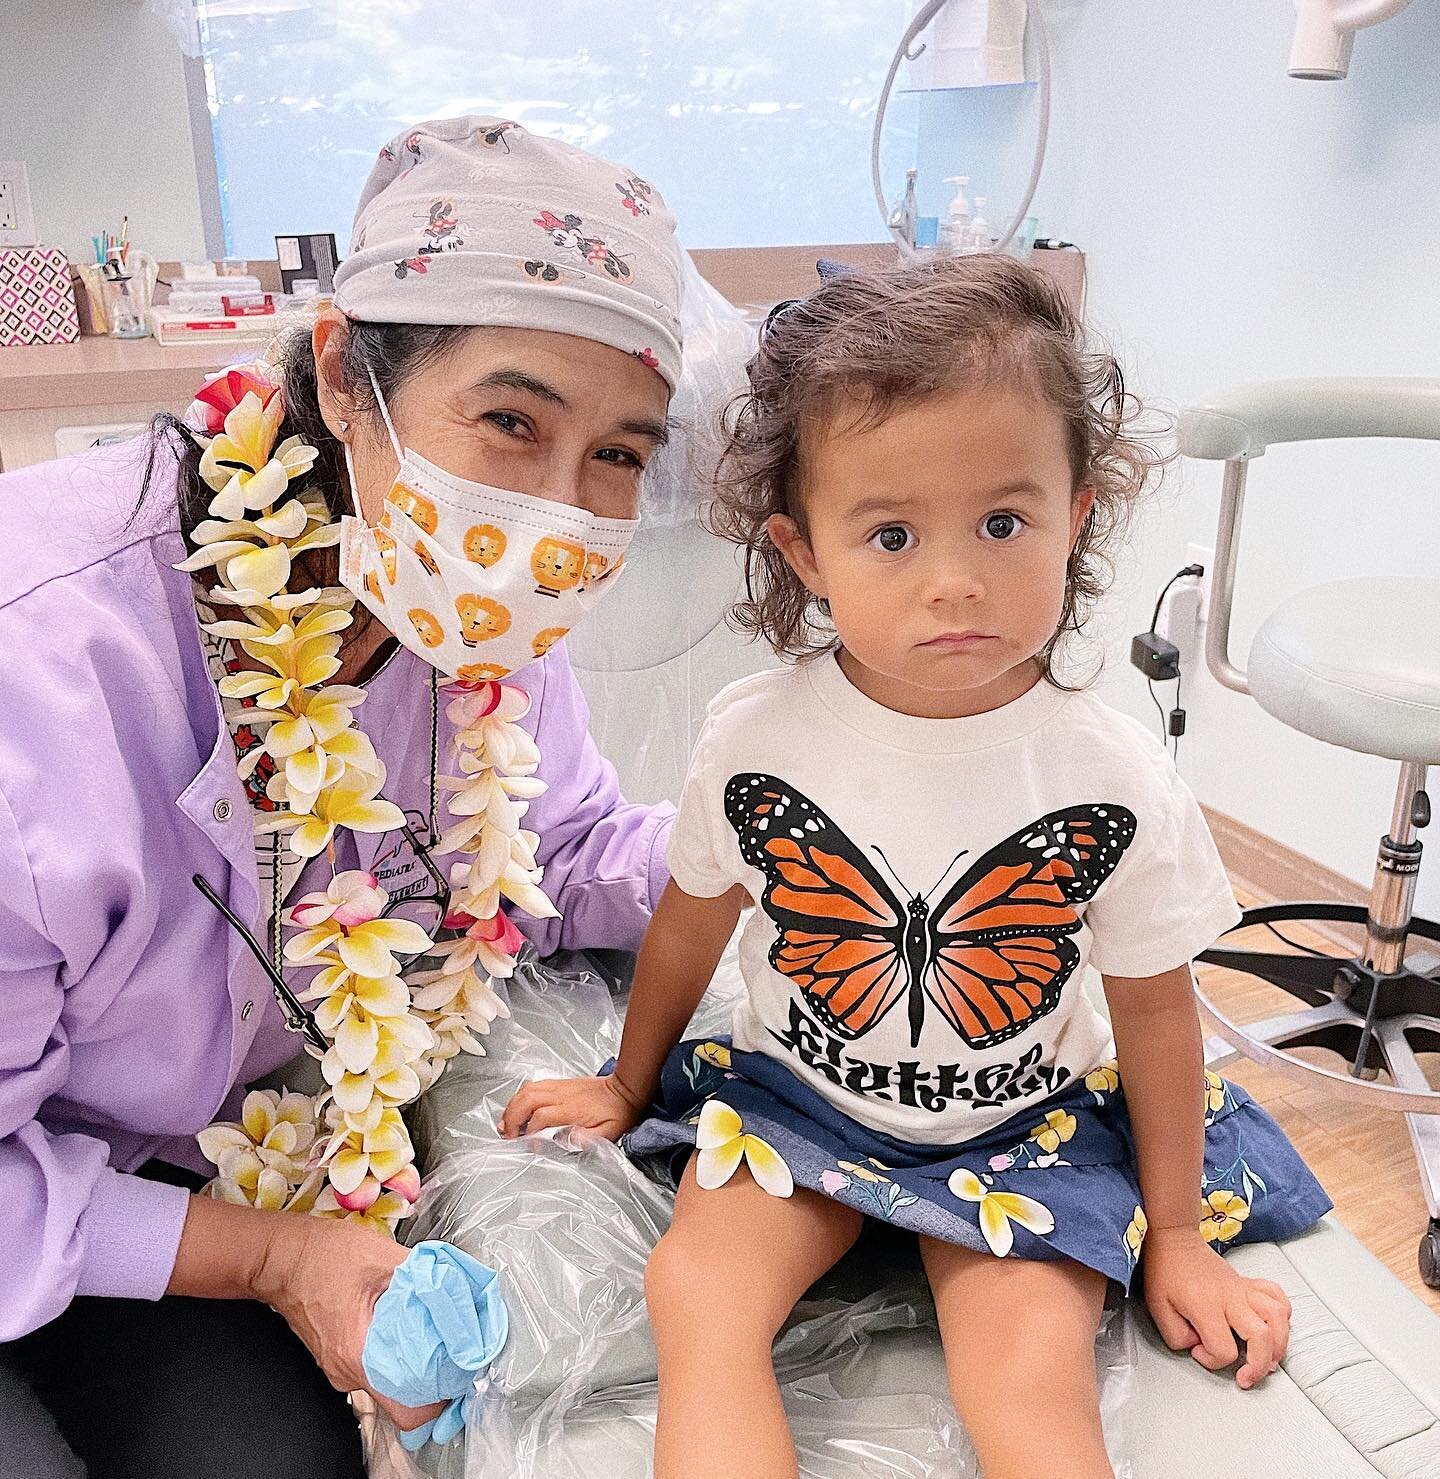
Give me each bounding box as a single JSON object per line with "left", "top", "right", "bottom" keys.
{"left": 1187, "top": 543, "right": 1214, "bottom": 623}
{"left": 0, "top": 162, "right": 37, "bottom": 249}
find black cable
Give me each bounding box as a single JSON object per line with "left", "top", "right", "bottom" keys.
{"left": 1150, "top": 563, "right": 1205, "bottom": 636}
{"left": 1147, "top": 677, "right": 1167, "bottom": 734}
{"left": 1260, "top": 920, "right": 1333, "bottom": 958}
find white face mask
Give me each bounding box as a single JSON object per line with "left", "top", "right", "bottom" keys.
{"left": 339, "top": 372, "right": 638, "bottom": 681}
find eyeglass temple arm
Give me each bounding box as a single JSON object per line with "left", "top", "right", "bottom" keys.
{"left": 401, "top": 822, "right": 451, "bottom": 902}
{"left": 191, "top": 873, "right": 329, "bottom": 1055}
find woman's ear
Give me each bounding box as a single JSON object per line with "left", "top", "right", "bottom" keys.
{"left": 766, "top": 513, "right": 827, "bottom": 600}
{"left": 312, "top": 308, "right": 356, "bottom": 443}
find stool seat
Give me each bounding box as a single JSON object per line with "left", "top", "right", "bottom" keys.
{"left": 1248, "top": 576, "right": 1440, "bottom": 765}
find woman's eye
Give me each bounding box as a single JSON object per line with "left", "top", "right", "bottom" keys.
{"left": 484, "top": 410, "right": 530, "bottom": 437}
{"left": 595, "top": 446, "right": 645, "bottom": 472}
{"left": 870, "top": 525, "right": 912, "bottom": 553}
{"left": 981, "top": 512, "right": 1023, "bottom": 541}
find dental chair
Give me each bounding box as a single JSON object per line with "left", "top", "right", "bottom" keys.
{"left": 1178, "top": 378, "right": 1440, "bottom": 1290}
{"left": 364, "top": 350, "right": 1440, "bottom": 1473}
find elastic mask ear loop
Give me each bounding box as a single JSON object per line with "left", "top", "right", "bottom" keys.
{"left": 341, "top": 366, "right": 404, "bottom": 524}
{"left": 342, "top": 441, "right": 364, "bottom": 521}
{"left": 367, "top": 365, "right": 404, "bottom": 461}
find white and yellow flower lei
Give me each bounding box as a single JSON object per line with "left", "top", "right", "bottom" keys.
{"left": 181, "top": 367, "right": 555, "bottom": 1234}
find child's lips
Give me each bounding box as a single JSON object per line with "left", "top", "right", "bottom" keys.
{"left": 920, "top": 631, "right": 995, "bottom": 651}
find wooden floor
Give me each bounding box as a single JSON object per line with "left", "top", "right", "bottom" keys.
{"left": 1200, "top": 884, "right": 1440, "bottom": 1311}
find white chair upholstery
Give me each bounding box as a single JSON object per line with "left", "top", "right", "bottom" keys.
{"left": 1250, "top": 576, "right": 1440, "bottom": 765}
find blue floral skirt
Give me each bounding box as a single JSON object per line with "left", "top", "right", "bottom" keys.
{"left": 620, "top": 1039, "right": 1332, "bottom": 1290}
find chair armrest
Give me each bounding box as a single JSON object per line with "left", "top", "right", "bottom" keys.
{"left": 1179, "top": 377, "right": 1440, "bottom": 461}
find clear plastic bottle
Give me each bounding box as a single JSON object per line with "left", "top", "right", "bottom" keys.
{"left": 967, "top": 198, "right": 994, "bottom": 254}
{"left": 937, "top": 175, "right": 973, "bottom": 255}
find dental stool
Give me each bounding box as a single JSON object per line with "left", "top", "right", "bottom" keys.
{"left": 1179, "top": 377, "right": 1440, "bottom": 1285}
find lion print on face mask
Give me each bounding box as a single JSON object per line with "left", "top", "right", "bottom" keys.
{"left": 455, "top": 593, "right": 512, "bottom": 646}
{"left": 463, "top": 523, "right": 507, "bottom": 568}
{"left": 531, "top": 534, "right": 586, "bottom": 597}
{"left": 387, "top": 482, "right": 439, "bottom": 536}
{"left": 408, "top": 608, "right": 444, "bottom": 649}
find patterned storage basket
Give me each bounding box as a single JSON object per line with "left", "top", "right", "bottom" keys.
{"left": 0, "top": 246, "right": 81, "bottom": 347}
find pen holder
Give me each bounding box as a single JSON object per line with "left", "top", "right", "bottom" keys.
{"left": 100, "top": 250, "right": 158, "bottom": 339}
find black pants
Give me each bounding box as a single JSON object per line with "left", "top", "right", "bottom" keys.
{"left": 1, "top": 1164, "right": 365, "bottom": 1479}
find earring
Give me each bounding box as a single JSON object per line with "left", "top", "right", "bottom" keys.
{"left": 336, "top": 418, "right": 350, "bottom": 433}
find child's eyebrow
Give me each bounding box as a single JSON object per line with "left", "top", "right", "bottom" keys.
{"left": 843, "top": 480, "right": 1052, "bottom": 524}
{"left": 843, "top": 493, "right": 921, "bottom": 523}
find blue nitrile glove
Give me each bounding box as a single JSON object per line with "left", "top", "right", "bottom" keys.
{"left": 362, "top": 1240, "right": 509, "bottom": 1451}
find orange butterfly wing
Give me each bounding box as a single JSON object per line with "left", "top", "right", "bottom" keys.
{"left": 921, "top": 807, "right": 1137, "bottom": 1049}
{"left": 724, "top": 775, "right": 910, "bottom": 1039}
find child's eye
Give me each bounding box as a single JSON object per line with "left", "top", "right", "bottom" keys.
{"left": 869, "top": 524, "right": 913, "bottom": 554}
{"left": 980, "top": 512, "right": 1025, "bottom": 541}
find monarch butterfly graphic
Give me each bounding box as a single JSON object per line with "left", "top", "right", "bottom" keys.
{"left": 724, "top": 774, "right": 1136, "bottom": 1051}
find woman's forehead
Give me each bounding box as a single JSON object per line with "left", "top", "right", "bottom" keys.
{"left": 435, "top": 325, "right": 671, "bottom": 423}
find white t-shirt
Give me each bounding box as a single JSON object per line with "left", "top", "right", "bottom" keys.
{"left": 668, "top": 653, "right": 1242, "bottom": 1146}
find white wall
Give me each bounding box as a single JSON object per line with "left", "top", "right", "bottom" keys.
{"left": 0, "top": 0, "right": 207, "bottom": 266}
{"left": 919, "top": 0, "right": 1440, "bottom": 917}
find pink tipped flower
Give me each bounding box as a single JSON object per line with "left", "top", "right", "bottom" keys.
{"left": 442, "top": 678, "right": 504, "bottom": 710}
{"left": 988, "top": 1153, "right": 1015, "bottom": 1172}
{"left": 443, "top": 906, "right": 478, "bottom": 931}
{"left": 193, "top": 367, "right": 279, "bottom": 434}
{"left": 332, "top": 1174, "right": 382, "bottom": 1212}
{"left": 290, "top": 871, "right": 386, "bottom": 930}
{"left": 470, "top": 908, "right": 525, "bottom": 959}
{"left": 384, "top": 1165, "right": 422, "bottom": 1204}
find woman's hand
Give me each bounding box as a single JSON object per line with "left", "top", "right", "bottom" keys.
{"left": 1142, "top": 1225, "right": 1292, "bottom": 1388}
{"left": 253, "top": 1214, "right": 447, "bottom": 1433}
{"left": 500, "top": 1073, "right": 646, "bottom": 1140}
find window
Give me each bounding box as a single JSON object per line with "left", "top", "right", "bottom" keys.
{"left": 193, "top": 0, "right": 919, "bottom": 258}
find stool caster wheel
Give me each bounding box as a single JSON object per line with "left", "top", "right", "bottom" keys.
{"left": 1420, "top": 1221, "right": 1440, "bottom": 1289}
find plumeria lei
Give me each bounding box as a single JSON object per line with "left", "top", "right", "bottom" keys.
{"left": 181, "top": 366, "right": 555, "bottom": 1234}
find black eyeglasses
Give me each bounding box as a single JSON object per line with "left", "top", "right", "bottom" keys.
{"left": 192, "top": 815, "right": 453, "bottom": 1055}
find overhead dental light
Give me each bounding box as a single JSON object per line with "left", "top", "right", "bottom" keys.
{"left": 1289, "top": 0, "right": 1416, "bottom": 79}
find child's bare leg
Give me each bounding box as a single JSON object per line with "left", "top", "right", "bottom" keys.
{"left": 646, "top": 1158, "right": 863, "bottom": 1479}
{"left": 921, "top": 1238, "right": 1113, "bottom": 1479}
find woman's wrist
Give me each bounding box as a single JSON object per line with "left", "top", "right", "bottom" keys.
{"left": 166, "top": 1192, "right": 300, "bottom": 1304}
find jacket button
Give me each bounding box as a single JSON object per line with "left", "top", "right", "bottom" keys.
{"left": 241, "top": 1001, "right": 254, "bottom": 1021}
{"left": 213, "top": 798, "right": 233, "bottom": 822}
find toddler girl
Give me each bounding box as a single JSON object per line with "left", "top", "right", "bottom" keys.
{"left": 502, "top": 255, "right": 1329, "bottom": 1479}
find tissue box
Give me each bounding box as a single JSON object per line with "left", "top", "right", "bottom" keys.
{"left": 0, "top": 247, "right": 81, "bottom": 347}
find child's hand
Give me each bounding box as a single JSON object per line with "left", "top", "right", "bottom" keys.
{"left": 1142, "top": 1226, "right": 1292, "bottom": 1389}
{"left": 500, "top": 1073, "right": 646, "bottom": 1141}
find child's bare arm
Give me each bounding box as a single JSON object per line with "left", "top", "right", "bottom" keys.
{"left": 500, "top": 880, "right": 746, "bottom": 1140}
{"left": 1104, "top": 964, "right": 1291, "bottom": 1389}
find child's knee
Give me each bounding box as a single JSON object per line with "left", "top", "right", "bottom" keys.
{"left": 644, "top": 1232, "right": 785, "bottom": 1341}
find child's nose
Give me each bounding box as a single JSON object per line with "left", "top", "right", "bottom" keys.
{"left": 924, "top": 557, "right": 985, "bottom": 606}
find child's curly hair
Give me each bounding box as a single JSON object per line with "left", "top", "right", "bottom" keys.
{"left": 708, "top": 253, "right": 1167, "bottom": 684}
